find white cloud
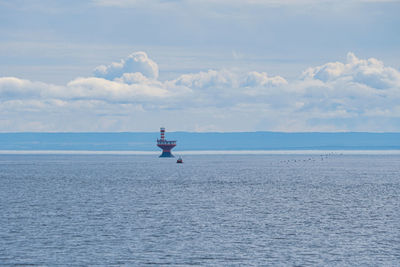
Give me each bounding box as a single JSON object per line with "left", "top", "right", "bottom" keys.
{"left": 114, "top": 72, "right": 155, "bottom": 85}
{"left": 94, "top": 51, "right": 159, "bottom": 80}
{"left": 242, "top": 71, "right": 288, "bottom": 87}
{"left": 302, "top": 52, "right": 400, "bottom": 89}
{"left": 172, "top": 69, "right": 287, "bottom": 91}
{"left": 173, "top": 69, "right": 237, "bottom": 89}
{"left": 1, "top": 52, "right": 400, "bottom": 132}
{"left": 67, "top": 77, "right": 169, "bottom": 101}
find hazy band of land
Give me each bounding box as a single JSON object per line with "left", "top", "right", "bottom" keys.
{"left": 1, "top": 132, "right": 400, "bottom": 151}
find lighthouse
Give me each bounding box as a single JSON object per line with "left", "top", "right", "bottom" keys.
{"left": 157, "top": 127, "right": 176, "bottom": 157}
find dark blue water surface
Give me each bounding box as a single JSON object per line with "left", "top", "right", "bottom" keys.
{"left": 0, "top": 154, "right": 399, "bottom": 266}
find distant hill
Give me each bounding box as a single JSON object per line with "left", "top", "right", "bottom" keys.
{"left": 0, "top": 132, "right": 400, "bottom": 151}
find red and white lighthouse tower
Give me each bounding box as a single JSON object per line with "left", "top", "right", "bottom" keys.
{"left": 157, "top": 127, "right": 176, "bottom": 157}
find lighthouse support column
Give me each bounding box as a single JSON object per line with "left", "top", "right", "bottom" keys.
{"left": 160, "top": 150, "right": 174, "bottom": 157}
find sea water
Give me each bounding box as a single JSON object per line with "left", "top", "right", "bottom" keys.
{"left": 0, "top": 154, "right": 399, "bottom": 266}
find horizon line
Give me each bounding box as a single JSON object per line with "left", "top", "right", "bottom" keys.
{"left": 1, "top": 131, "right": 400, "bottom": 134}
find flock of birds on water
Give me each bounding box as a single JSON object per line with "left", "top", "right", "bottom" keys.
{"left": 279, "top": 152, "right": 344, "bottom": 165}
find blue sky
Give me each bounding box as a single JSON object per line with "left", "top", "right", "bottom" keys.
{"left": 0, "top": 0, "right": 400, "bottom": 132}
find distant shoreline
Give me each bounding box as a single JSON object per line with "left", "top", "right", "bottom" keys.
{"left": 1, "top": 150, "right": 400, "bottom": 155}
{"left": 1, "top": 132, "right": 400, "bottom": 151}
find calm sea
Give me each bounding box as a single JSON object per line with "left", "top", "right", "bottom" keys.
{"left": 0, "top": 154, "right": 399, "bottom": 266}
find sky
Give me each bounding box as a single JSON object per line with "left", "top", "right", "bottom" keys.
{"left": 0, "top": 0, "right": 400, "bottom": 132}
